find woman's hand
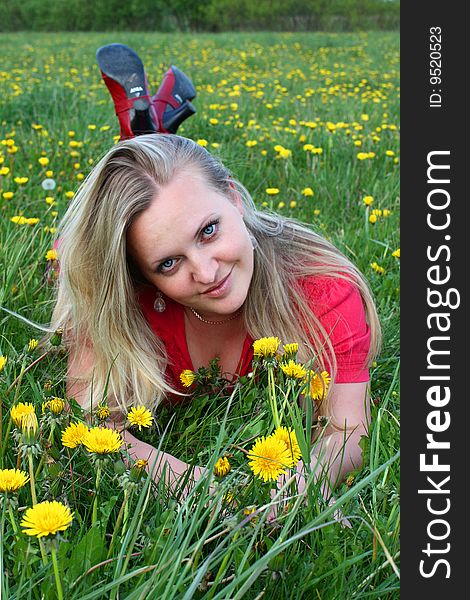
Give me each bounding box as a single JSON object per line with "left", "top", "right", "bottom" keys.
{"left": 122, "top": 428, "right": 206, "bottom": 495}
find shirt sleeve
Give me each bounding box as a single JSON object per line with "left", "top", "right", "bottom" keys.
{"left": 301, "top": 276, "right": 371, "bottom": 383}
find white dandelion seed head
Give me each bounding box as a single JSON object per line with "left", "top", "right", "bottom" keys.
{"left": 41, "top": 178, "right": 56, "bottom": 191}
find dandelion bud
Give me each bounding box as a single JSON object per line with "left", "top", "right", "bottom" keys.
{"left": 49, "top": 328, "right": 63, "bottom": 347}
{"left": 21, "top": 412, "right": 39, "bottom": 445}
{"left": 42, "top": 397, "right": 65, "bottom": 415}
{"left": 96, "top": 403, "right": 111, "bottom": 422}
{"left": 129, "top": 459, "right": 148, "bottom": 482}
{"left": 214, "top": 456, "right": 231, "bottom": 477}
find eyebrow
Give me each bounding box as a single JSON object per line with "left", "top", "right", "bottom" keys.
{"left": 150, "top": 212, "right": 218, "bottom": 268}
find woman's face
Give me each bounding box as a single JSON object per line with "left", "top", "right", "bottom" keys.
{"left": 127, "top": 168, "right": 254, "bottom": 319}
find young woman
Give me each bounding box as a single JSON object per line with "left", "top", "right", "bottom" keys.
{"left": 50, "top": 45, "right": 381, "bottom": 497}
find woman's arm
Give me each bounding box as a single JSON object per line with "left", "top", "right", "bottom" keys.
{"left": 294, "top": 381, "right": 370, "bottom": 499}
{"left": 311, "top": 381, "right": 370, "bottom": 489}
{"left": 66, "top": 344, "right": 206, "bottom": 492}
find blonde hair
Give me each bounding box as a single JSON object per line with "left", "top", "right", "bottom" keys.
{"left": 51, "top": 134, "right": 380, "bottom": 413}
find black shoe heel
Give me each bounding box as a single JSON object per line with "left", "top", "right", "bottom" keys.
{"left": 162, "top": 100, "right": 196, "bottom": 134}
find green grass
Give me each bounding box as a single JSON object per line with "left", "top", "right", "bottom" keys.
{"left": 0, "top": 31, "right": 399, "bottom": 599}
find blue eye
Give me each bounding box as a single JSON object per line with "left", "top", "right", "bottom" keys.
{"left": 158, "top": 258, "right": 176, "bottom": 273}
{"left": 201, "top": 219, "right": 219, "bottom": 239}
{"left": 203, "top": 224, "right": 215, "bottom": 235}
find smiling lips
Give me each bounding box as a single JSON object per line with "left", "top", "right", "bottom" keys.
{"left": 202, "top": 270, "right": 232, "bottom": 297}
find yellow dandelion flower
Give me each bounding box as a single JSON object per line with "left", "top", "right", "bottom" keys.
{"left": 83, "top": 427, "right": 123, "bottom": 454}
{"left": 14, "top": 176, "right": 28, "bottom": 184}
{"left": 2, "top": 191, "right": 13, "bottom": 200}
{"left": 271, "top": 426, "right": 302, "bottom": 464}
{"left": 10, "top": 402, "right": 35, "bottom": 428}
{"left": 65, "top": 191, "right": 74, "bottom": 199}
{"left": 248, "top": 435, "right": 294, "bottom": 482}
{"left": 363, "top": 195, "right": 374, "bottom": 206}
{"left": 127, "top": 405, "right": 153, "bottom": 431}
{"left": 214, "top": 456, "right": 231, "bottom": 477}
{"left": 45, "top": 249, "right": 58, "bottom": 261}
{"left": 369, "top": 214, "right": 377, "bottom": 224}
{"left": 392, "top": 248, "right": 400, "bottom": 259}
{"left": 277, "top": 147, "right": 292, "bottom": 159}
{"left": 180, "top": 369, "right": 196, "bottom": 387}
{"left": 265, "top": 187, "right": 280, "bottom": 195}
{"left": 96, "top": 403, "right": 110, "bottom": 421}
{"left": 278, "top": 201, "right": 285, "bottom": 209}
{"left": 21, "top": 500, "right": 73, "bottom": 538}
{"left": 0, "top": 468, "right": 29, "bottom": 493}
{"left": 252, "top": 336, "right": 281, "bottom": 358}
{"left": 246, "top": 140, "right": 258, "bottom": 147}
{"left": 289, "top": 200, "right": 297, "bottom": 208}
{"left": 281, "top": 359, "right": 306, "bottom": 379}
{"left": 283, "top": 343, "right": 298, "bottom": 357}
{"left": 371, "top": 262, "right": 386, "bottom": 275}
{"left": 11, "top": 216, "right": 28, "bottom": 225}
{"left": 0, "top": 355, "right": 7, "bottom": 372}
{"left": 243, "top": 505, "right": 256, "bottom": 516}
{"left": 301, "top": 187, "right": 314, "bottom": 196}
{"left": 38, "top": 157, "right": 49, "bottom": 167}
{"left": 134, "top": 459, "right": 148, "bottom": 470}
{"left": 28, "top": 338, "right": 38, "bottom": 351}
{"left": 357, "top": 152, "right": 369, "bottom": 161}
{"left": 197, "top": 139, "right": 208, "bottom": 147}
{"left": 42, "top": 397, "right": 65, "bottom": 415}
{"left": 61, "top": 422, "right": 89, "bottom": 448}
{"left": 223, "top": 491, "right": 235, "bottom": 503}
{"left": 308, "top": 370, "right": 331, "bottom": 400}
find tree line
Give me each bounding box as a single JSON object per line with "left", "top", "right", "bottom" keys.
{"left": 2, "top": 0, "right": 399, "bottom": 32}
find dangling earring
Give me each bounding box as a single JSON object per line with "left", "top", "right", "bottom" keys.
{"left": 249, "top": 234, "right": 258, "bottom": 250}
{"left": 153, "top": 290, "right": 166, "bottom": 312}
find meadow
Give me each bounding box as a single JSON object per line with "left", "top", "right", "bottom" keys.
{"left": 0, "top": 31, "right": 400, "bottom": 598}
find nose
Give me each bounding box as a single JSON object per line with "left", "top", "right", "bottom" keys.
{"left": 190, "top": 251, "right": 218, "bottom": 284}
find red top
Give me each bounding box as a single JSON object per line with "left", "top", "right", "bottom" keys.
{"left": 138, "top": 276, "right": 371, "bottom": 399}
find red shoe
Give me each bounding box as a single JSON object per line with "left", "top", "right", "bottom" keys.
{"left": 96, "top": 43, "right": 159, "bottom": 140}
{"left": 151, "top": 65, "right": 197, "bottom": 134}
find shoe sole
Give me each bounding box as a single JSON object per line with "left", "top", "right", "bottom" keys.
{"left": 96, "top": 43, "right": 150, "bottom": 110}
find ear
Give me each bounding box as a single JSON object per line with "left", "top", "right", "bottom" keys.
{"left": 228, "top": 179, "right": 244, "bottom": 217}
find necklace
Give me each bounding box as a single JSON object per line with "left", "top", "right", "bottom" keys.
{"left": 189, "top": 307, "right": 242, "bottom": 325}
